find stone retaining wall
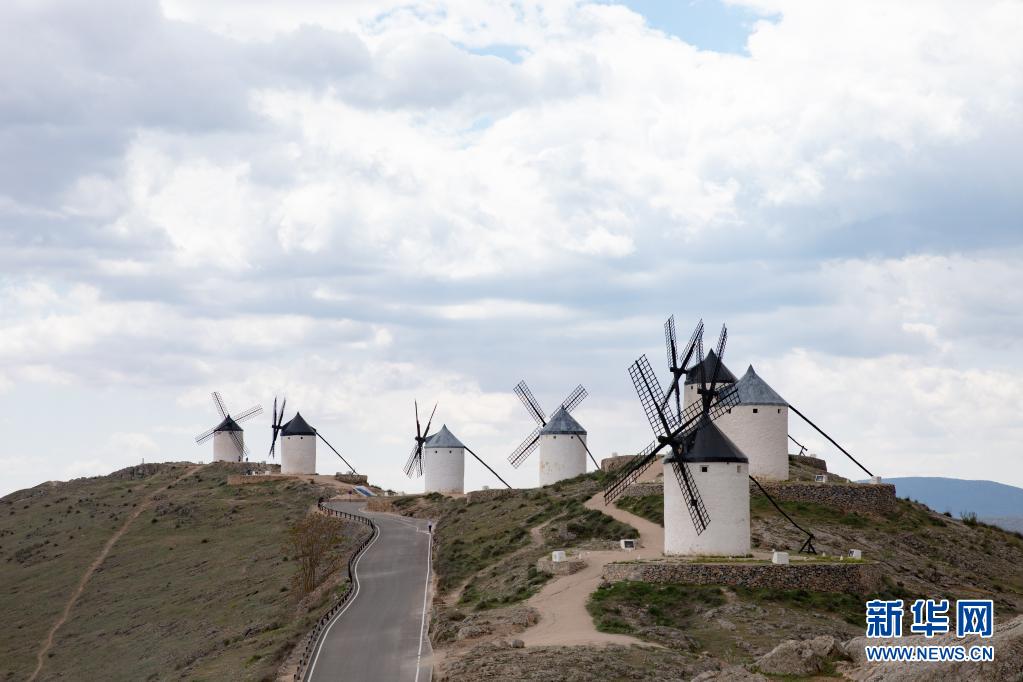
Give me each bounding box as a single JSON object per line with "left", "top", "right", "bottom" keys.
{"left": 601, "top": 455, "right": 641, "bottom": 472}
{"left": 791, "top": 454, "right": 828, "bottom": 471}
{"left": 618, "top": 482, "right": 664, "bottom": 498}
{"left": 335, "top": 473, "right": 368, "bottom": 485}
{"left": 614, "top": 480, "right": 896, "bottom": 514}
{"left": 603, "top": 560, "right": 882, "bottom": 594}
{"left": 537, "top": 557, "right": 587, "bottom": 576}
{"left": 755, "top": 481, "right": 897, "bottom": 513}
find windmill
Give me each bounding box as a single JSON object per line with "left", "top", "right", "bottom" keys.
{"left": 404, "top": 402, "right": 510, "bottom": 494}
{"left": 606, "top": 318, "right": 817, "bottom": 555}
{"left": 508, "top": 382, "right": 598, "bottom": 486}
{"left": 267, "top": 396, "right": 359, "bottom": 476}
{"left": 194, "top": 391, "right": 263, "bottom": 463}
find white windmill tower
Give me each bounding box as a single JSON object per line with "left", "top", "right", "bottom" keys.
{"left": 507, "top": 382, "right": 598, "bottom": 487}
{"left": 716, "top": 365, "right": 789, "bottom": 481}
{"left": 267, "top": 397, "right": 360, "bottom": 476}
{"left": 194, "top": 392, "right": 263, "bottom": 462}
{"left": 604, "top": 317, "right": 817, "bottom": 557}
{"left": 404, "top": 403, "right": 511, "bottom": 494}
{"left": 423, "top": 425, "right": 466, "bottom": 494}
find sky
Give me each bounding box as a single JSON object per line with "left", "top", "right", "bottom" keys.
{"left": 2, "top": 0, "right": 1022, "bottom": 497}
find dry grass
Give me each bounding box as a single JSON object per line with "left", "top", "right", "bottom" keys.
{"left": 0, "top": 463, "right": 367, "bottom": 682}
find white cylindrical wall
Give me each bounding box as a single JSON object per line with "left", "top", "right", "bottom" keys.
{"left": 424, "top": 446, "right": 465, "bottom": 494}
{"left": 281, "top": 435, "right": 317, "bottom": 475}
{"left": 684, "top": 383, "right": 701, "bottom": 408}
{"left": 715, "top": 405, "right": 789, "bottom": 480}
{"left": 538, "top": 434, "right": 587, "bottom": 486}
{"left": 664, "top": 460, "right": 750, "bottom": 556}
{"left": 212, "top": 431, "right": 244, "bottom": 462}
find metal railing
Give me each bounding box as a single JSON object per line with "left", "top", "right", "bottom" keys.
{"left": 292, "top": 503, "right": 378, "bottom": 681}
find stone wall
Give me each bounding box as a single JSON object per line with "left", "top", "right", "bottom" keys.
{"left": 603, "top": 560, "right": 882, "bottom": 594}
{"left": 618, "top": 482, "right": 663, "bottom": 498}
{"left": 614, "top": 479, "right": 897, "bottom": 514}
{"left": 601, "top": 454, "right": 641, "bottom": 472}
{"left": 754, "top": 481, "right": 897, "bottom": 513}
{"left": 791, "top": 454, "right": 828, "bottom": 471}
{"left": 335, "top": 473, "right": 368, "bottom": 485}
{"left": 537, "top": 557, "right": 587, "bottom": 576}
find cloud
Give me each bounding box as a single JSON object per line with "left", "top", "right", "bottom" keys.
{"left": 1, "top": 0, "right": 1022, "bottom": 493}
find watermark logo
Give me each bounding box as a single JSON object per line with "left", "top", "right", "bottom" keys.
{"left": 862, "top": 598, "right": 995, "bottom": 663}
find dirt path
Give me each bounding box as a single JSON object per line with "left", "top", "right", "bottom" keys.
{"left": 28, "top": 464, "right": 206, "bottom": 682}
{"left": 518, "top": 491, "right": 663, "bottom": 648}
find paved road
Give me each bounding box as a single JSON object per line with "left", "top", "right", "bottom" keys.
{"left": 307, "top": 501, "right": 433, "bottom": 682}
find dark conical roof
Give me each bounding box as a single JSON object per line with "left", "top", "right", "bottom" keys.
{"left": 425, "top": 424, "right": 465, "bottom": 449}
{"left": 684, "top": 350, "right": 738, "bottom": 385}
{"left": 213, "top": 416, "right": 243, "bottom": 432}
{"left": 540, "top": 406, "right": 586, "bottom": 435}
{"left": 670, "top": 420, "right": 748, "bottom": 464}
{"left": 282, "top": 412, "right": 316, "bottom": 436}
{"left": 735, "top": 365, "right": 787, "bottom": 406}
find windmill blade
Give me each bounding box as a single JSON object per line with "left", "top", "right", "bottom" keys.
{"left": 277, "top": 397, "right": 287, "bottom": 426}
{"left": 233, "top": 404, "right": 264, "bottom": 423}
{"left": 318, "top": 433, "right": 357, "bottom": 474}
{"left": 664, "top": 315, "right": 679, "bottom": 369}
{"left": 695, "top": 330, "right": 706, "bottom": 392}
{"left": 664, "top": 318, "right": 703, "bottom": 422}
{"left": 508, "top": 425, "right": 542, "bottom": 468}
{"left": 603, "top": 440, "right": 665, "bottom": 503}
{"left": 423, "top": 402, "right": 438, "bottom": 439}
{"left": 228, "top": 429, "right": 249, "bottom": 460}
{"left": 514, "top": 381, "right": 546, "bottom": 426}
{"left": 211, "top": 391, "right": 228, "bottom": 419}
{"left": 705, "top": 324, "right": 728, "bottom": 406}
{"left": 195, "top": 426, "right": 217, "bottom": 445}
{"left": 680, "top": 319, "right": 704, "bottom": 371}
{"left": 403, "top": 442, "right": 424, "bottom": 478}
{"left": 669, "top": 458, "right": 709, "bottom": 534}
{"left": 271, "top": 396, "right": 277, "bottom": 424}
{"left": 559, "top": 384, "right": 588, "bottom": 414}
{"left": 268, "top": 428, "right": 280, "bottom": 459}
{"left": 629, "top": 355, "right": 678, "bottom": 438}
{"left": 414, "top": 400, "right": 422, "bottom": 439}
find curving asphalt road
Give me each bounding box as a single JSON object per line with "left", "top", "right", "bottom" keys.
{"left": 307, "top": 501, "right": 433, "bottom": 682}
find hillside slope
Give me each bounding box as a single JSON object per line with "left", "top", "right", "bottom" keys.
{"left": 396, "top": 470, "right": 1023, "bottom": 680}
{"left": 885, "top": 476, "right": 1023, "bottom": 532}
{"left": 0, "top": 462, "right": 367, "bottom": 682}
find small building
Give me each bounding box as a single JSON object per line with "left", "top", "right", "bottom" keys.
{"left": 424, "top": 425, "right": 466, "bottom": 494}
{"left": 716, "top": 365, "right": 789, "bottom": 481}
{"left": 538, "top": 406, "right": 587, "bottom": 486}
{"left": 281, "top": 412, "right": 317, "bottom": 475}
{"left": 212, "top": 417, "right": 245, "bottom": 462}
{"left": 664, "top": 421, "right": 750, "bottom": 557}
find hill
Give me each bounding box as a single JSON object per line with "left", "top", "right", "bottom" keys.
{"left": 883, "top": 476, "right": 1023, "bottom": 532}
{"left": 0, "top": 462, "right": 368, "bottom": 682}
{"left": 385, "top": 468, "right": 1023, "bottom": 680}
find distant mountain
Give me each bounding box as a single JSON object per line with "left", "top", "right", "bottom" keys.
{"left": 883, "top": 477, "right": 1023, "bottom": 532}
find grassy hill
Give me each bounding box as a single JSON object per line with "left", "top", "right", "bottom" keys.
{"left": 0, "top": 462, "right": 368, "bottom": 682}
{"left": 389, "top": 467, "right": 1023, "bottom": 679}
{"left": 884, "top": 476, "right": 1023, "bottom": 533}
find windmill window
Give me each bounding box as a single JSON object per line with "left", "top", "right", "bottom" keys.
{"left": 700, "top": 465, "right": 708, "bottom": 473}
{"left": 752, "top": 408, "right": 758, "bottom": 414}
{"left": 727, "top": 408, "right": 732, "bottom": 414}
{"left": 737, "top": 464, "right": 742, "bottom": 473}
{"left": 777, "top": 408, "right": 781, "bottom": 414}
